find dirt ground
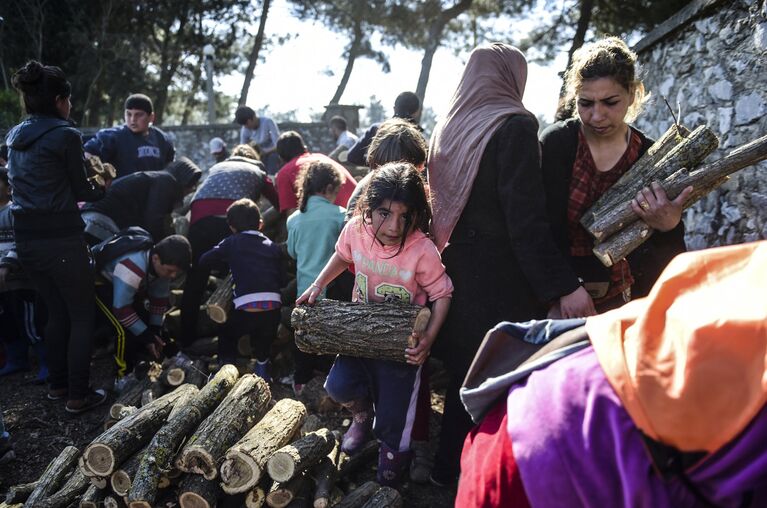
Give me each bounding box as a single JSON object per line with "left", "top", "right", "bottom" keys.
{"left": 0, "top": 344, "right": 457, "bottom": 507}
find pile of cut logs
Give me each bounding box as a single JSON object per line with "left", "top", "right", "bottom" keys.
{"left": 1, "top": 361, "right": 402, "bottom": 508}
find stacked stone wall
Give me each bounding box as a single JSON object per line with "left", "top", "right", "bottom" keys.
{"left": 634, "top": 0, "right": 767, "bottom": 249}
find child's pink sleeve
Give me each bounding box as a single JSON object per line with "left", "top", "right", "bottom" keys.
{"left": 335, "top": 220, "right": 355, "bottom": 264}
{"left": 416, "top": 241, "right": 454, "bottom": 302}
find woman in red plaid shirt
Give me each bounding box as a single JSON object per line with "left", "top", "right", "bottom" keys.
{"left": 540, "top": 37, "right": 691, "bottom": 313}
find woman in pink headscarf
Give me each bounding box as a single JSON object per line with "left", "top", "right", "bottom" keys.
{"left": 426, "top": 43, "right": 594, "bottom": 484}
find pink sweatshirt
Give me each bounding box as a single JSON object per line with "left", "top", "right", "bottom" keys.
{"left": 336, "top": 216, "right": 454, "bottom": 305}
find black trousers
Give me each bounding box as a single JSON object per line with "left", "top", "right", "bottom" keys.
{"left": 179, "top": 216, "right": 231, "bottom": 346}
{"left": 16, "top": 235, "right": 95, "bottom": 400}
{"left": 219, "top": 308, "right": 280, "bottom": 364}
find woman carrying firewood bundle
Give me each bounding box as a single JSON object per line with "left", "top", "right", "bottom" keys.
{"left": 541, "top": 36, "right": 693, "bottom": 313}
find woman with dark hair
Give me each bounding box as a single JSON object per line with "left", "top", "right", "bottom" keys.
{"left": 427, "top": 43, "right": 595, "bottom": 484}
{"left": 5, "top": 61, "right": 106, "bottom": 413}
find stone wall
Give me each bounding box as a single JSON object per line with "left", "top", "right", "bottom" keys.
{"left": 81, "top": 121, "right": 336, "bottom": 172}
{"left": 633, "top": 0, "right": 767, "bottom": 250}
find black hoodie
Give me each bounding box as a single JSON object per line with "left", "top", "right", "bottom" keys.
{"left": 81, "top": 157, "right": 201, "bottom": 242}
{"left": 5, "top": 115, "right": 103, "bottom": 240}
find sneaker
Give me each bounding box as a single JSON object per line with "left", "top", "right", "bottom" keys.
{"left": 409, "top": 440, "right": 433, "bottom": 484}
{"left": 47, "top": 387, "right": 68, "bottom": 401}
{"left": 254, "top": 360, "right": 271, "bottom": 383}
{"left": 65, "top": 389, "right": 107, "bottom": 414}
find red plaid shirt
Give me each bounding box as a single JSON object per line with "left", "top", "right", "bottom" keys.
{"left": 568, "top": 128, "right": 642, "bottom": 301}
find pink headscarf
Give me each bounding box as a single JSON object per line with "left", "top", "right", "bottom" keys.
{"left": 427, "top": 43, "right": 537, "bottom": 252}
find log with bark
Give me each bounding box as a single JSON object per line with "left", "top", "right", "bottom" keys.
{"left": 265, "top": 473, "right": 307, "bottom": 508}
{"left": 206, "top": 274, "right": 233, "bottom": 324}
{"left": 89, "top": 475, "right": 108, "bottom": 489}
{"left": 581, "top": 123, "right": 690, "bottom": 229}
{"left": 586, "top": 125, "right": 720, "bottom": 241}
{"left": 140, "top": 377, "right": 169, "bottom": 406}
{"left": 583, "top": 124, "right": 719, "bottom": 239}
{"left": 25, "top": 445, "right": 80, "bottom": 506}
{"left": 81, "top": 384, "right": 198, "bottom": 477}
{"left": 109, "top": 377, "right": 152, "bottom": 420}
{"left": 178, "top": 474, "right": 220, "bottom": 508}
{"left": 291, "top": 300, "right": 431, "bottom": 363}
{"left": 3, "top": 481, "right": 37, "bottom": 504}
{"left": 266, "top": 428, "right": 336, "bottom": 483}
{"left": 128, "top": 365, "right": 240, "bottom": 508}
{"left": 311, "top": 431, "right": 342, "bottom": 508}
{"left": 360, "top": 486, "right": 402, "bottom": 508}
{"left": 176, "top": 374, "right": 271, "bottom": 480}
{"left": 338, "top": 441, "right": 379, "bottom": 479}
{"left": 103, "top": 494, "right": 127, "bottom": 508}
{"left": 37, "top": 468, "right": 90, "bottom": 508}
{"left": 220, "top": 399, "right": 307, "bottom": 494}
{"left": 110, "top": 448, "right": 146, "bottom": 496}
{"left": 592, "top": 134, "right": 767, "bottom": 266}
{"left": 244, "top": 477, "right": 273, "bottom": 508}
{"left": 335, "top": 481, "right": 381, "bottom": 508}
{"left": 78, "top": 484, "right": 107, "bottom": 508}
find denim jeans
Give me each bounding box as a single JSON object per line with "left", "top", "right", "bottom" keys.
{"left": 16, "top": 235, "right": 95, "bottom": 399}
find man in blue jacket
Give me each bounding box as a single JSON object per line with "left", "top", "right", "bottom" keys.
{"left": 84, "top": 94, "right": 175, "bottom": 178}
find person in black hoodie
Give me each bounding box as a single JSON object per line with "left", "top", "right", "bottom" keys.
{"left": 5, "top": 61, "right": 107, "bottom": 414}
{"left": 80, "top": 157, "right": 202, "bottom": 245}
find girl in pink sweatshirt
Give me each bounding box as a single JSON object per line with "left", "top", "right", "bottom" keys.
{"left": 297, "top": 162, "right": 453, "bottom": 487}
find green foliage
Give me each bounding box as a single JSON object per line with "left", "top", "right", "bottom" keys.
{"left": 364, "top": 95, "right": 386, "bottom": 126}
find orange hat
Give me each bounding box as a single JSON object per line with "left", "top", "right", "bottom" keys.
{"left": 586, "top": 241, "right": 767, "bottom": 453}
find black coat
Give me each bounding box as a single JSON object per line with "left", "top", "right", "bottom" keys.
{"left": 433, "top": 115, "right": 581, "bottom": 377}
{"left": 539, "top": 118, "right": 687, "bottom": 299}
{"left": 5, "top": 115, "right": 103, "bottom": 240}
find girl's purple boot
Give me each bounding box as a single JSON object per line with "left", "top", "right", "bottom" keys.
{"left": 377, "top": 442, "right": 412, "bottom": 487}
{"left": 340, "top": 398, "right": 373, "bottom": 455}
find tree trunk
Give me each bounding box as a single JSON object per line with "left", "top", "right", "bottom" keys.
{"left": 564, "top": 0, "right": 595, "bottom": 80}
{"left": 581, "top": 124, "right": 690, "bottom": 229}
{"left": 586, "top": 125, "right": 719, "bottom": 240}
{"left": 239, "top": 0, "right": 272, "bottom": 105}
{"left": 37, "top": 468, "right": 90, "bottom": 508}
{"left": 266, "top": 474, "right": 307, "bottom": 508}
{"left": 311, "top": 431, "right": 341, "bottom": 508}
{"left": 128, "top": 365, "right": 239, "bottom": 508}
{"left": 335, "top": 481, "right": 380, "bottom": 508}
{"left": 79, "top": 484, "right": 107, "bottom": 508}
{"left": 291, "top": 300, "right": 430, "bottom": 363}
{"left": 220, "top": 399, "right": 307, "bottom": 494}
{"left": 414, "top": 0, "right": 473, "bottom": 104}
{"left": 329, "top": 25, "right": 363, "bottom": 105}
{"left": 176, "top": 375, "right": 272, "bottom": 480}
{"left": 178, "top": 474, "right": 220, "bottom": 508}
{"left": 206, "top": 274, "right": 233, "bottom": 324}
{"left": 82, "top": 384, "right": 198, "bottom": 477}
{"left": 266, "top": 428, "right": 336, "bottom": 483}
{"left": 26, "top": 445, "right": 80, "bottom": 506}
{"left": 3, "top": 481, "right": 38, "bottom": 504}
{"left": 592, "top": 134, "right": 767, "bottom": 266}
{"left": 360, "top": 486, "right": 402, "bottom": 508}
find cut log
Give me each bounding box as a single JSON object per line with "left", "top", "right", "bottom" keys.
{"left": 3, "top": 481, "right": 37, "bottom": 504}
{"left": 140, "top": 378, "right": 168, "bottom": 406}
{"left": 206, "top": 274, "right": 233, "bottom": 324}
{"left": 26, "top": 445, "right": 80, "bottom": 506}
{"left": 312, "top": 431, "right": 342, "bottom": 508}
{"left": 360, "top": 486, "right": 402, "bottom": 508}
{"left": 176, "top": 374, "right": 271, "bottom": 480}
{"left": 266, "top": 474, "right": 307, "bottom": 508}
{"left": 593, "top": 134, "right": 767, "bottom": 266}
{"left": 267, "top": 428, "right": 336, "bottom": 483}
{"left": 109, "top": 377, "right": 152, "bottom": 420}
{"left": 104, "top": 494, "right": 127, "bottom": 508}
{"left": 163, "top": 366, "right": 187, "bottom": 387}
{"left": 82, "top": 383, "right": 197, "bottom": 477}
{"left": 219, "top": 399, "right": 307, "bottom": 494}
{"left": 244, "top": 477, "right": 273, "bottom": 508}
{"left": 89, "top": 476, "right": 108, "bottom": 489}
{"left": 584, "top": 125, "right": 719, "bottom": 239}
{"left": 128, "top": 365, "right": 239, "bottom": 508}
{"left": 37, "top": 468, "right": 90, "bottom": 508}
{"left": 335, "top": 481, "right": 380, "bottom": 508}
{"left": 110, "top": 448, "right": 147, "bottom": 496}
{"left": 291, "top": 300, "right": 431, "bottom": 363}
{"left": 79, "top": 484, "right": 107, "bottom": 508}
{"left": 338, "top": 441, "right": 379, "bottom": 479}
{"left": 179, "top": 474, "right": 220, "bottom": 508}
{"left": 582, "top": 123, "right": 690, "bottom": 229}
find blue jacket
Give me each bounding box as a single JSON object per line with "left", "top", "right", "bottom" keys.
{"left": 83, "top": 125, "right": 175, "bottom": 178}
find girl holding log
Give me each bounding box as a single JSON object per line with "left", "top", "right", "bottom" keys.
{"left": 426, "top": 43, "right": 594, "bottom": 486}
{"left": 297, "top": 162, "right": 453, "bottom": 487}
{"left": 541, "top": 36, "right": 692, "bottom": 311}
